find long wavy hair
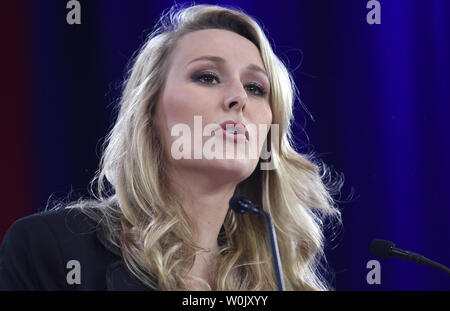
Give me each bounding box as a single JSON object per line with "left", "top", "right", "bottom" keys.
{"left": 59, "top": 4, "right": 343, "bottom": 290}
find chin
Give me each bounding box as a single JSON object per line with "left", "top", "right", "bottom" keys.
{"left": 203, "top": 157, "right": 257, "bottom": 182}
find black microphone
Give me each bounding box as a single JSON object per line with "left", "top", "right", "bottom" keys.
{"left": 370, "top": 239, "right": 450, "bottom": 276}
{"left": 229, "top": 194, "right": 286, "bottom": 291}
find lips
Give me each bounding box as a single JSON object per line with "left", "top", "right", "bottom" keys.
{"left": 219, "top": 120, "right": 249, "bottom": 141}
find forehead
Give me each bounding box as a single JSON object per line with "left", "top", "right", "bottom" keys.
{"left": 170, "top": 29, "right": 264, "bottom": 68}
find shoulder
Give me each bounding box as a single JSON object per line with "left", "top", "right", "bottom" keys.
{"left": 1, "top": 207, "right": 103, "bottom": 258}
{"left": 0, "top": 207, "right": 120, "bottom": 290}
{"left": 6, "top": 207, "right": 98, "bottom": 237}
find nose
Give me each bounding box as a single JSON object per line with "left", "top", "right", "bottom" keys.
{"left": 223, "top": 80, "right": 247, "bottom": 112}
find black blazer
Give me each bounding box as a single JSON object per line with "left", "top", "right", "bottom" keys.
{"left": 0, "top": 207, "right": 154, "bottom": 290}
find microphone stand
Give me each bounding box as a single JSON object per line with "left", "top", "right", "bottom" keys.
{"left": 229, "top": 195, "right": 286, "bottom": 291}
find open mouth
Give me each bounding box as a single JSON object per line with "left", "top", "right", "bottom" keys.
{"left": 219, "top": 120, "right": 249, "bottom": 142}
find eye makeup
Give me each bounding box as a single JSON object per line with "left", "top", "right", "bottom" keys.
{"left": 190, "top": 70, "right": 269, "bottom": 97}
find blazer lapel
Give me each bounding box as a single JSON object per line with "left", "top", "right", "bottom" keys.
{"left": 106, "top": 260, "right": 151, "bottom": 291}
{"left": 96, "top": 228, "right": 154, "bottom": 291}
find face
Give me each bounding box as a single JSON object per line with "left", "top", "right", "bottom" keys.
{"left": 155, "top": 29, "right": 272, "bottom": 182}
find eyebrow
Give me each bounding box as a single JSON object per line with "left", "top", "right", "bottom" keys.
{"left": 187, "top": 55, "right": 269, "bottom": 79}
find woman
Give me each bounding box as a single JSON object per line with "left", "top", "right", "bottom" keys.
{"left": 0, "top": 4, "right": 342, "bottom": 291}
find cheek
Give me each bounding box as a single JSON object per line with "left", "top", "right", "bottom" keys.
{"left": 155, "top": 85, "right": 214, "bottom": 157}
{"left": 159, "top": 85, "right": 213, "bottom": 130}
{"left": 154, "top": 86, "right": 192, "bottom": 154}
{"left": 253, "top": 104, "right": 272, "bottom": 138}
{"left": 159, "top": 92, "right": 192, "bottom": 129}
{"left": 265, "top": 106, "right": 273, "bottom": 127}
{"left": 250, "top": 101, "right": 272, "bottom": 125}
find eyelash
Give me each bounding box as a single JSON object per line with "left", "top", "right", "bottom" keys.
{"left": 191, "top": 71, "right": 267, "bottom": 97}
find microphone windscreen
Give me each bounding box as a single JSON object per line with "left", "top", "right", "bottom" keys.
{"left": 370, "top": 239, "right": 395, "bottom": 258}
{"left": 229, "top": 194, "right": 252, "bottom": 214}
{"left": 229, "top": 194, "right": 247, "bottom": 214}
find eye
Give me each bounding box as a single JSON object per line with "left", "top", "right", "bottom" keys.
{"left": 245, "top": 82, "right": 267, "bottom": 97}
{"left": 191, "top": 71, "right": 268, "bottom": 97}
{"left": 192, "top": 71, "right": 220, "bottom": 85}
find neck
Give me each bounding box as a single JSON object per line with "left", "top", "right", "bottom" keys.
{"left": 168, "top": 166, "right": 237, "bottom": 251}
{"left": 167, "top": 166, "right": 239, "bottom": 289}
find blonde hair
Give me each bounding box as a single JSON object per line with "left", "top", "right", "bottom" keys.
{"left": 61, "top": 4, "right": 342, "bottom": 290}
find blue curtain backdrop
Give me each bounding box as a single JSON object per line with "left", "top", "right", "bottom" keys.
{"left": 1, "top": 0, "right": 449, "bottom": 290}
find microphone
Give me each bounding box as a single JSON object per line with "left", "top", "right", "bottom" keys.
{"left": 370, "top": 239, "right": 450, "bottom": 276}
{"left": 229, "top": 194, "right": 286, "bottom": 291}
